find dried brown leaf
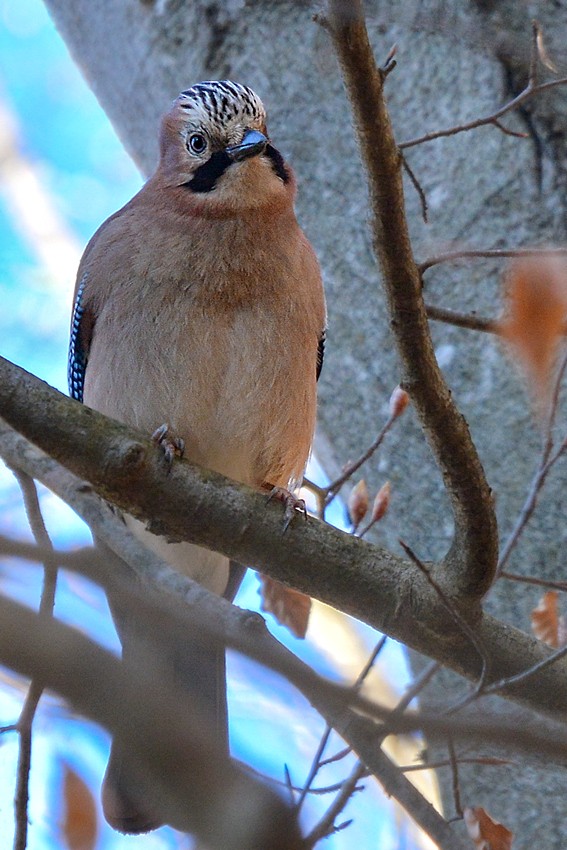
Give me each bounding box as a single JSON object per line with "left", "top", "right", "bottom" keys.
{"left": 62, "top": 764, "right": 98, "bottom": 850}
{"left": 464, "top": 807, "right": 513, "bottom": 850}
{"left": 531, "top": 590, "right": 567, "bottom": 648}
{"left": 348, "top": 479, "right": 369, "bottom": 529}
{"left": 499, "top": 256, "right": 567, "bottom": 409}
{"left": 259, "top": 575, "right": 311, "bottom": 638}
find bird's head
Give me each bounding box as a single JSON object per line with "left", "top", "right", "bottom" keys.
{"left": 158, "top": 80, "right": 293, "bottom": 214}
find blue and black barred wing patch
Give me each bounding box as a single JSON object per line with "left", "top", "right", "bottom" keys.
{"left": 68, "top": 274, "right": 94, "bottom": 402}
{"left": 316, "top": 329, "right": 325, "bottom": 381}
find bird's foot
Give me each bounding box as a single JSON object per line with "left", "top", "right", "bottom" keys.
{"left": 266, "top": 485, "right": 307, "bottom": 532}
{"left": 151, "top": 423, "right": 185, "bottom": 471}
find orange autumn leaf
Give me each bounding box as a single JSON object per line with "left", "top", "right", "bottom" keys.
{"left": 259, "top": 575, "right": 311, "bottom": 638}
{"left": 464, "top": 806, "right": 513, "bottom": 850}
{"left": 62, "top": 764, "right": 98, "bottom": 850}
{"left": 499, "top": 255, "right": 567, "bottom": 409}
{"left": 531, "top": 591, "right": 567, "bottom": 648}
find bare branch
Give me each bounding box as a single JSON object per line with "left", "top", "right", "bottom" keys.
{"left": 323, "top": 412, "right": 399, "bottom": 503}
{"left": 401, "top": 153, "right": 428, "bottom": 222}
{"left": 483, "top": 644, "right": 567, "bottom": 697}
{"left": 400, "top": 757, "right": 513, "bottom": 773}
{"left": 447, "top": 737, "right": 463, "bottom": 820}
{"left": 496, "top": 351, "right": 567, "bottom": 577}
{"left": 2, "top": 361, "right": 567, "bottom": 722}
{"left": 399, "top": 541, "right": 488, "bottom": 697}
{"left": 419, "top": 247, "right": 567, "bottom": 275}
{"left": 325, "top": 0, "right": 498, "bottom": 601}
{"left": 297, "top": 637, "right": 386, "bottom": 813}
{"left": 399, "top": 41, "right": 567, "bottom": 151}
{"left": 8, "top": 471, "right": 57, "bottom": 850}
{"left": 425, "top": 304, "right": 498, "bottom": 334}
{"left": 500, "top": 571, "right": 567, "bottom": 593}
{"left": 0, "top": 593, "right": 302, "bottom": 850}
{"left": 303, "top": 761, "right": 366, "bottom": 847}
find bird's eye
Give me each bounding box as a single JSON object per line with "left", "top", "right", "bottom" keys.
{"left": 188, "top": 133, "right": 208, "bottom": 155}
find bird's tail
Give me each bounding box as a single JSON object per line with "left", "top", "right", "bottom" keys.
{"left": 101, "top": 584, "right": 231, "bottom": 834}
{"left": 102, "top": 641, "right": 228, "bottom": 834}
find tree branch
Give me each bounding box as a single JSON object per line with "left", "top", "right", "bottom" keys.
{"left": 324, "top": 0, "right": 498, "bottom": 600}
{"left": 9, "top": 471, "right": 57, "bottom": 850}
{"left": 2, "top": 358, "right": 567, "bottom": 725}
{"left": 425, "top": 304, "right": 498, "bottom": 334}
{"left": 419, "top": 247, "right": 567, "bottom": 274}
{"left": 0, "top": 594, "right": 301, "bottom": 850}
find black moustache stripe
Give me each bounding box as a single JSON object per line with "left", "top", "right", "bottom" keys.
{"left": 265, "top": 144, "right": 290, "bottom": 184}
{"left": 185, "top": 144, "right": 290, "bottom": 194}
{"left": 186, "top": 150, "right": 232, "bottom": 193}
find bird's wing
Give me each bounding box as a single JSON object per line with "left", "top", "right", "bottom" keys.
{"left": 68, "top": 271, "right": 96, "bottom": 402}
{"left": 316, "top": 327, "right": 326, "bottom": 381}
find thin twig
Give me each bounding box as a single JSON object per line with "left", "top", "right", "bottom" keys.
{"left": 296, "top": 727, "right": 334, "bottom": 812}
{"left": 381, "top": 43, "right": 397, "bottom": 78}
{"left": 301, "top": 477, "right": 327, "bottom": 520}
{"left": 9, "top": 470, "right": 57, "bottom": 850}
{"left": 390, "top": 660, "right": 441, "bottom": 719}
{"left": 496, "top": 351, "right": 567, "bottom": 578}
{"left": 242, "top": 761, "right": 365, "bottom": 797}
{"left": 353, "top": 636, "right": 388, "bottom": 689}
{"left": 319, "top": 746, "right": 352, "bottom": 768}
{"left": 401, "top": 153, "right": 428, "bottom": 222}
{"left": 297, "top": 636, "right": 387, "bottom": 811}
{"left": 529, "top": 19, "right": 540, "bottom": 86}
{"left": 302, "top": 761, "right": 366, "bottom": 847}
{"left": 482, "top": 643, "right": 567, "bottom": 697}
{"left": 399, "top": 541, "right": 488, "bottom": 695}
{"left": 323, "top": 415, "right": 397, "bottom": 503}
{"left": 447, "top": 737, "right": 463, "bottom": 819}
{"left": 400, "top": 756, "right": 512, "bottom": 772}
{"left": 326, "top": 0, "right": 498, "bottom": 602}
{"left": 399, "top": 21, "right": 567, "bottom": 152}
{"left": 425, "top": 304, "right": 498, "bottom": 334}
{"left": 419, "top": 247, "right": 567, "bottom": 274}
{"left": 492, "top": 119, "right": 529, "bottom": 138}
{"left": 500, "top": 571, "right": 567, "bottom": 592}
{"left": 284, "top": 765, "right": 296, "bottom": 806}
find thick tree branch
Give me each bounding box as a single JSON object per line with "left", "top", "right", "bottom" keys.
{"left": 0, "top": 594, "right": 301, "bottom": 850}
{"left": 0, "top": 428, "right": 479, "bottom": 849}
{"left": 1, "top": 357, "right": 567, "bottom": 725}
{"left": 0, "top": 420, "right": 468, "bottom": 848}
{"left": 324, "top": 0, "right": 498, "bottom": 601}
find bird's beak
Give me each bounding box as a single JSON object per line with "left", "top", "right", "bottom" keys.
{"left": 225, "top": 129, "right": 268, "bottom": 162}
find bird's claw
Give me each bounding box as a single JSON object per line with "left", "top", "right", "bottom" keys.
{"left": 267, "top": 486, "right": 307, "bottom": 532}
{"left": 151, "top": 423, "right": 185, "bottom": 471}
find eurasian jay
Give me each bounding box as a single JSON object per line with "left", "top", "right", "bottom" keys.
{"left": 68, "top": 80, "right": 326, "bottom": 834}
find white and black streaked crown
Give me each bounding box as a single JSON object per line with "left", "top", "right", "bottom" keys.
{"left": 171, "top": 80, "right": 290, "bottom": 193}
{"left": 177, "top": 80, "right": 266, "bottom": 129}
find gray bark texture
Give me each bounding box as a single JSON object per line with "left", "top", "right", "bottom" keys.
{"left": 41, "top": 0, "right": 567, "bottom": 845}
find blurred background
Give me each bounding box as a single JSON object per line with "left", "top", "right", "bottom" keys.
{"left": 0, "top": 1, "right": 436, "bottom": 846}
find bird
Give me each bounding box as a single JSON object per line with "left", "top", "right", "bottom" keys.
{"left": 68, "top": 79, "right": 326, "bottom": 834}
